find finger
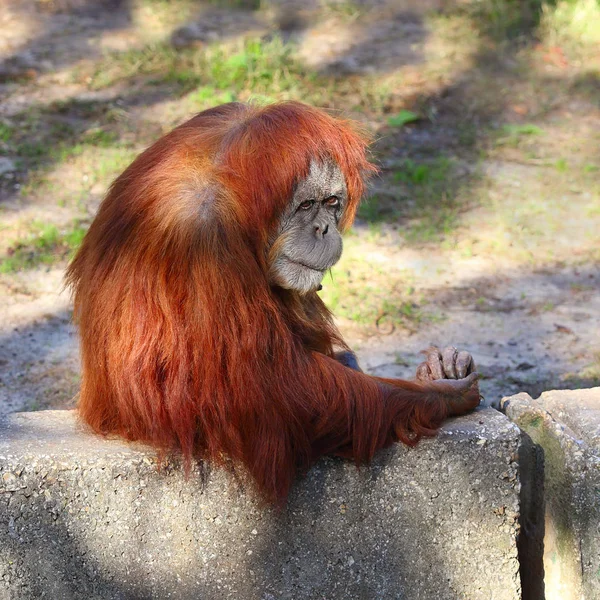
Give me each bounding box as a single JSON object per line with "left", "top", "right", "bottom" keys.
{"left": 416, "top": 362, "right": 432, "bottom": 381}
{"left": 464, "top": 372, "right": 481, "bottom": 406}
{"left": 433, "top": 371, "right": 479, "bottom": 394}
{"left": 448, "top": 372, "right": 481, "bottom": 414}
{"left": 426, "top": 347, "right": 444, "bottom": 380}
{"left": 456, "top": 351, "right": 473, "bottom": 379}
{"left": 463, "top": 371, "right": 480, "bottom": 385}
{"left": 441, "top": 346, "right": 458, "bottom": 379}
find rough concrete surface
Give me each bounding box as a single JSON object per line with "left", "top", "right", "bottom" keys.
{"left": 0, "top": 408, "right": 522, "bottom": 600}
{"left": 502, "top": 387, "right": 600, "bottom": 600}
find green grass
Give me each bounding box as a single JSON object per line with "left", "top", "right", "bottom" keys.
{"left": 18, "top": 143, "right": 138, "bottom": 213}
{"left": 87, "top": 147, "right": 138, "bottom": 182}
{"left": 0, "top": 122, "right": 14, "bottom": 144}
{"left": 496, "top": 123, "right": 544, "bottom": 147}
{"left": 187, "top": 86, "right": 236, "bottom": 107}
{"left": 3, "top": 96, "right": 145, "bottom": 213}
{"left": 405, "top": 209, "right": 459, "bottom": 244}
{"left": 0, "top": 221, "right": 88, "bottom": 274}
{"left": 394, "top": 158, "right": 452, "bottom": 185}
{"left": 357, "top": 195, "right": 387, "bottom": 223}
{"left": 457, "top": 0, "right": 548, "bottom": 39}
{"left": 388, "top": 110, "right": 420, "bottom": 128}
{"left": 358, "top": 156, "right": 467, "bottom": 244}
{"left": 563, "top": 352, "right": 600, "bottom": 386}
{"left": 318, "top": 240, "right": 433, "bottom": 329}
{"left": 5, "top": 100, "right": 139, "bottom": 208}
{"left": 555, "top": 158, "right": 569, "bottom": 172}
{"left": 80, "top": 33, "right": 403, "bottom": 114}
{"left": 49, "top": 130, "right": 121, "bottom": 164}
{"left": 321, "top": 0, "right": 365, "bottom": 20}
{"left": 84, "top": 36, "right": 310, "bottom": 96}
{"left": 321, "top": 270, "right": 427, "bottom": 329}
{"left": 501, "top": 124, "right": 544, "bottom": 136}
{"left": 5, "top": 100, "right": 121, "bottom": 170}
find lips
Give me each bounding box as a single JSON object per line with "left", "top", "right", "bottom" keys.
{"left": 284, "top": 256, "right": 326, "bottom": 273}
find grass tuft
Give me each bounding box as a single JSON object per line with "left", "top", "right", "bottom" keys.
{"left": 496, "top": 123, "right": 544, "bottom": 147}
{"left": 320, "top": 257, "right": 429, "bottom": 330}
{"left": 0, "top": 221, "right": 88, "bottom": 274}
{"left": 388, "top": 110, "right": 420, "bottom": 128}
{"left": 0, "top": 122, "right": 14, "bottom": 144}
{"left": 358, "top": 157, "right": 466, "bottom": 244}
{"left": 84, "top": 36, "right": 308, "bottom": 98}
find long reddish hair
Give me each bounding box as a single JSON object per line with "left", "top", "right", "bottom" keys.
{"left": 67, "top": 102, "right": 454, "bottom": 502}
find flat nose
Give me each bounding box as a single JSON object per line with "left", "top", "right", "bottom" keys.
{"left": 314, "top": 222, "right": 329, "bottom": 237}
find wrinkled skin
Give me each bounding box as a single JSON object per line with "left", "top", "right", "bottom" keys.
{"left": 416, "top": 346, "right": 481, "bottom": 415}
{"left": 269, "top": 160, "right": 346, "bottom": 294}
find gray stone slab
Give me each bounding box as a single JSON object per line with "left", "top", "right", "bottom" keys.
{"left": 502, "top": 387, "right": 600, "bottom": 600}
{"left": 0, "top": 408, "right": 522, "bottom": 600}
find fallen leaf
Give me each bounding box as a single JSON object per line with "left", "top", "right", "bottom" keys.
{"left": 554, "top": 323, "right": 574, "bottom": 335}
{"left": 388, "top": 110, "right": 420, "bottom": 127}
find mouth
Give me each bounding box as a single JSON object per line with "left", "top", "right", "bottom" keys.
{"left": 283, "top": 256, "right": 327, "bottom": 273}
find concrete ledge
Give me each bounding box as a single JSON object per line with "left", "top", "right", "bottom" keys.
{"left": 1, "top": 409, "right": 522, "bottom": 599}
{"left": 502, "top": 387, "right": 600, "bottom": 600}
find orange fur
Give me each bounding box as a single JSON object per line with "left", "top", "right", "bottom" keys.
{"left": 67, "top": 102, "right": 474, "bottom": 503}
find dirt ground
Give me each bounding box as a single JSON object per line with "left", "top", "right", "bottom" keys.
{"left": 0, "top": 0, "right": 599, "bottom": 418}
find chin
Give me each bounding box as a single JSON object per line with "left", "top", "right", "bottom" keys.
{"left": 293, "top": 269, "right": 325, "bottom": 294}
{"left": 272, "top": 260, "right": 325, "bottom": 294}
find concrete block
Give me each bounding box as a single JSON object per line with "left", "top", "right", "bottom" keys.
{"left": 1, "top": 408, "right": 522, "bottom": 599}
{"left": 502, "top": 387, "right": 600, "bottom": 600}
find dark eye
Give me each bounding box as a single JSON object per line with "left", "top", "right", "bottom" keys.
{"left": 298, "top": 199, "right": 315, "bottom": 211}
{"left": 324, "top": 196, "right": 339, "bottom": 207}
